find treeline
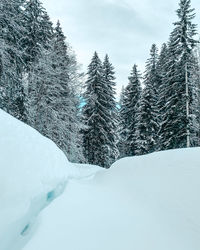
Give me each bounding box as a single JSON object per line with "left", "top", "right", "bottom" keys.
{"left": 1, "top": 0, "right": 200, "bottom": 168}
{"left": 118, "top": 0, "right": 200, "bottom": 157}
{"left": 81, "top": 0, "right": 200, "bottom": 167}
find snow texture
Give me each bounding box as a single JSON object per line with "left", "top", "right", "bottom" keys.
{"left": 0, "top": 109, "right": 100, "bottom": 250}
{"left": 1, "top": 108, "right": 200, "bottom": 250}
{"left": 24, "top": 147, "right": 200, "bottom": 250}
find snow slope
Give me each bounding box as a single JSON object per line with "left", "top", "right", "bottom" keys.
{"left": 24, "top": 147, "right": 200, "bottom": 250}
{"left": 0, "top": 109, "right": 100, "bottom": 250}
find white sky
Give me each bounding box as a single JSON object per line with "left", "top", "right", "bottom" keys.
{"left": 42, "top": 0, "right": 200, "bottom": 95}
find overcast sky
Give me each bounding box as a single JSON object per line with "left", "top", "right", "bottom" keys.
{"left": 42, "top": 0, "right": 200, "bottom": 95}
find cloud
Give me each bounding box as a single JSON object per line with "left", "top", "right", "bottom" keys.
{"left": 42, "top": 0, "right": 200, "bottom": 95}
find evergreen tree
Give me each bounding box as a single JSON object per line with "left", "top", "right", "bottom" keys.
{"left": 118, "top": 65, "right": 142, "bottom": 157}
{"left": 118, "top": 86, "right": 125, "bottom": 108}
{"left": 54, "top": 21, "right": 84, "bottom": 163}
{"left": 189, "top": 56, "right": 200, "bottom": 146}
{"left": 134, "top": 93, "right": 148, "bottom": 155}
{"left": 27, "top": 21, "right": 84, "bottom": 163}
{"left": 126, "top": 65, "right": 142, "bottom": 156}
{"left": 159, "top": 0, "right": 198, "bottom": 149}
{"left": 156, "top": 43, "right": 169, "bottom": 150}
{"left": 0, "top": 0, "right": 27, "bottom": 121}
{"left": 102, "top": 54, "right": 119, "bottom": 164}
{"left": 193, "top": 41, "right": 200, "bottom": 146}
{"left": 135, "top": 44, "right": 160, "bottom": 155}
{"left": 157, "top": 43, "right": 168, "bottom": 107}
{"left": 23, "top": 0, "right": 53, "bottom": 69}
{"left": 117, "top": 85, "right": 127, "bottom": 158}
{"left": 82, "top": 52, "right": 118, "bottom": 168}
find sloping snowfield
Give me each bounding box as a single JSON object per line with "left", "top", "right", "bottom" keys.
{"left": 24, "top": 148, "right": 200, "bottom": 250}
{"left": 0, "top": 110, "right": 100, "bottom": 250}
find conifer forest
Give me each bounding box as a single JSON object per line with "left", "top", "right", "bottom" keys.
{"left": 1, "top": 0, "right": 200, "bottom": 168}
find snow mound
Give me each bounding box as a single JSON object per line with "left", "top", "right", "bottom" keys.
{"left": 24, "top": 147, "right": 200, "bottom": 250}
{"left": 0, "top": 109, "right": 101, "bottom": 250}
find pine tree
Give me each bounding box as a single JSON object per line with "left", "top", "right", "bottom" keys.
{"left": 0, "top": 0, "right": 27, "bottom": 121}
{"left": 23, "top": 0, "right": 53, "bottom": 69}
{"left": 54, "top": 21, "right": 84, "bottom": 163}
{"left": 156, "top": 43, "right": 169, "bottom": 150}
{"left": 102, "top": 54, "right": 119, "bottom": 164}
{"left": 117, "top": 85, "right": 127, "bottom": 158}
{"left": 157, "top": 43, "right": 168, "bottom": 106}
{"left": 135, "top": 44, "right": 160, "bottom": 155}
{"left": 159, "top": 0, "right": 198, "bottom": 149}
{"left": 27, "top": 21, "right": 84, "bottom": 163}
{"left": 134, "top": 93, "right": 148, "bottom": 155}
{"left": 82, "top": 52, "right": 118, "bottom": 168}
{"left": 193, "top": 41, "right": 200, "bottom": 146}
{"left": 119, "top": 86, "right": 125, "bottom": 108}
{"left": 118, "top": 65, "right": 142, "bottom": 157}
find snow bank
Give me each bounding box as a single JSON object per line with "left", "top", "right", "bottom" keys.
{"left": 1, "top": 108, "right": 200, "bottom": 250}
{"left": 0, "top": 109, "right": 100, "bottom": 250}
{"left": 24, "top": 147, "right": 200, "bottom": 250}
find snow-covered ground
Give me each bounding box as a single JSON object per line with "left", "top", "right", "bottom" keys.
{"left": 1, "top": 109, "right": 200, "bottom": 250}
{"left": 23, "top": 147, "right": 200, "bottom": 250}
{"left": 0, "top": 110, "right": 100, "bottom": 250}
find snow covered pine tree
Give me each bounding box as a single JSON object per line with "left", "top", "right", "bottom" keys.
{"left": 159, "top": 0, "right": 198, "bottom": 149}
{"left": 118, "top": 64, "right": 142, "bottom": 157}
{"left": 135, "top": 44, "right": 160, "bottom": 155}
{"left": 27, "top": 20, "right": 84, "bottom": 163}
{"left": 82, "top": 52, "right": 118, "bottom": 168}
{"left": 0, "top": 0, "right": 27, "bottom": 121}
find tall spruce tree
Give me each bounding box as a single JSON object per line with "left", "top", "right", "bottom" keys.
{"left": 159, "top": 0, "right": 198, "bottom": 149}
{"left": 0, "top": 0, "right": 27, "bottom": 121}
{"left": 156, "top": 43, "right": 169, "bottom": 150}
{"left": 102, "top": 54, "right": 119, "bottom": 164}
{"left": 117, "top": 85, "right": 127, "bottom": 158}
{"left": 23, "top": 0, "right": 53, "bottom": 69}
{"left": 27, "top": 21, "right": 84, "bottom": 163}
{"left": 82, "top": 52, "right": 118, "bottom": 168}
{"left": 193, "top": 41, "right": 200, "bottom": 146}
{"left": 118, "top": 65, "right": 142, "bottom": 157}
{"left": 54, "top": 21, "right": 84, "bottom": 163}
{"left": 135, "top": 44, "right": 160, "bottom": 155}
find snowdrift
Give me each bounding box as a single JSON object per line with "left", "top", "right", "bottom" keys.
{"left": 0, "top": 109, "right": 100, "bottom": 250}
{"left": 24, "top": 147, "right": 200, "bottom": 250}
{"left": 1, "top": 109, "right": 200, "bottom": 250}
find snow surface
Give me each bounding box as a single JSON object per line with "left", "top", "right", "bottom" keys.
{"left": 1, "top": 109, "right": 200, "bottom": 250}
{"left": 23, "top": 147, "right": 200, "bottom": 250}
{"left": 0, "top": 109, "right": 100, "bottom": 250}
